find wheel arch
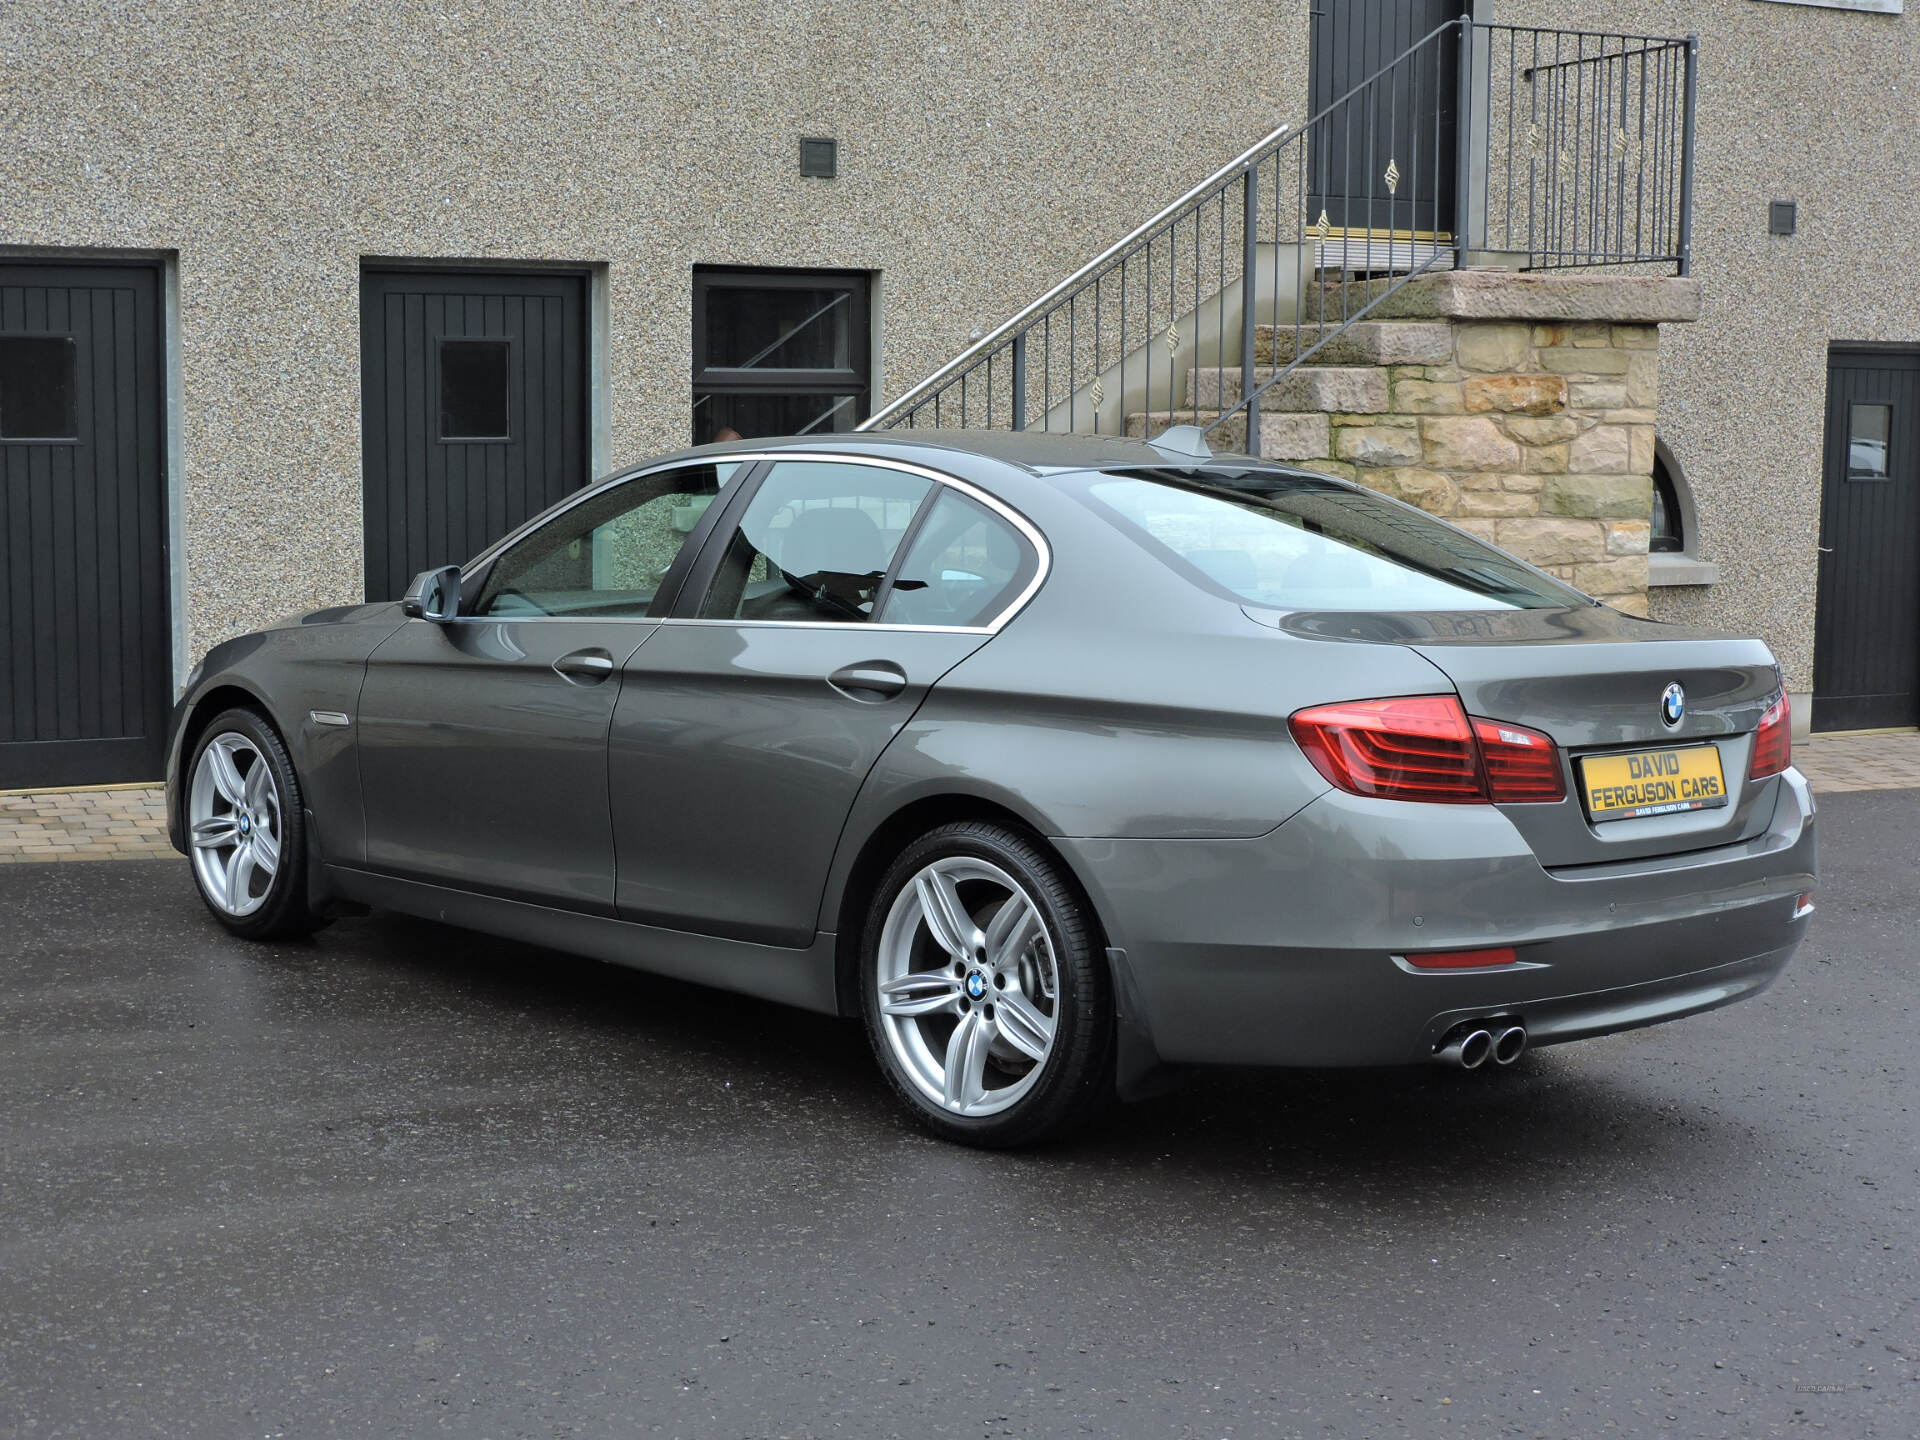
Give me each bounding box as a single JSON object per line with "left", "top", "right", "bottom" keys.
{"left": 828, "top": 792, "right": 1115, "bottom": 1019}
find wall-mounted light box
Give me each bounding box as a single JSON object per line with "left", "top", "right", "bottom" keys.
{"left": 800, "top": 137, "right": 838, "bottom": 179}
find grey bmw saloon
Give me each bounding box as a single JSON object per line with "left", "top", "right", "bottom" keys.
{"left": 166, "top": 430, "right": 1815, "bottom": 1146}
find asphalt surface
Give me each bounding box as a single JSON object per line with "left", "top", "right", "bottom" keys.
{"left": 1, "top": 791, "right": 1914, "bottom": 1439}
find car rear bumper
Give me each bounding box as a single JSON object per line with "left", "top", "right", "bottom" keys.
{"left": 1059, "top": 768, "right": 1816, "bottom": 1068}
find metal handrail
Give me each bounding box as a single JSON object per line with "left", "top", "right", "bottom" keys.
{"left": 860, "top": 120, "right": 1294, "bottom": 430}
{"left": 862, "top": 16, "right": 1697, "bottom": 449}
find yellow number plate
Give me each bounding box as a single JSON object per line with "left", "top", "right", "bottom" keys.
{"left": 1581, "top": 744, "right": 1728, "bottom": 821}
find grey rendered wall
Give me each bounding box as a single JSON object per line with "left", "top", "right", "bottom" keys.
{"left": 1497, "top": 0, "right": 1920, "bottom": 693}
{"left": 0, "top": 0, "right": 1310, "bottom": 661}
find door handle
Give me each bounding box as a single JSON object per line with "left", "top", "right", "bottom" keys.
{"left": 827, "top": 660, "right": 909, "bottom": 702}
{"left": 553, "top": 648, "right": 615, "bottom": 684}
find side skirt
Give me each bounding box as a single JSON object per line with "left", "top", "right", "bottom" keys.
{"left": 324, "top": 865, "right": 841, "bottom": 1015}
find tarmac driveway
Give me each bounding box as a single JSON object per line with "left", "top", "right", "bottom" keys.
{"left": 1, "top": 791, "right": 1915, "bottom": 1438}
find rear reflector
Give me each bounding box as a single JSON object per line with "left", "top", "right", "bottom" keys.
{"left": 1792, "top": 893, "right": 1816, "bottom": 920}
{"left": 1289, "top": 695, "right": 1567, "bottom": 805}
{"left": 1471, "top": 716, "right": 1567, "bottom": 804}
{"left": 1288, "top": 696, "right": 1485, "bottom": 803}
{"left": 1404, "top": 947, "right": 1519, "bottom": 970}
{"left": 1749, "top": 692, "right": 1792, "bottom": 780}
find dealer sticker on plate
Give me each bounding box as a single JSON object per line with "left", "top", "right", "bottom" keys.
{"left": 1581, "top": 744, "right": 1728, "bottom": 821}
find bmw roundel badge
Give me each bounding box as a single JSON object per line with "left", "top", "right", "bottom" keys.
{"left": 1660, "top": 681, "right": 1686, "bottom": 728}
{"left": 966, "top": 973, "right": 987, "bottom": 1000}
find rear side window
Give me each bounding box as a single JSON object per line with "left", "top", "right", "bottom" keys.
{"left": 697, "top": 460, "right": 933, "bottom": 622}
{"left": 1075, "top": 468, "right": 1581, "bottom": 612}
{"left": 878, "top": 490, "right": 1036, "bottom": 628}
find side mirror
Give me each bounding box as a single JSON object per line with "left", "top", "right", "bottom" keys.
{"left": 402, "top": 565, "right": 463, "bottom": 622}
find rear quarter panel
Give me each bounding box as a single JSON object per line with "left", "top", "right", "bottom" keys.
{"left": 819, "top": 481, "right": 1461, "bottom": 934}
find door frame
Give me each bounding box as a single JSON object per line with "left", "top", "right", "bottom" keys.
{"left": 1812, "top": 341, "right": 1920, "bottom": 732}
{"left": 358, "top": 261, "right": 601, "bottom": 602}
{"left": 0, "top": 248, "right": 179, "bottom": 785}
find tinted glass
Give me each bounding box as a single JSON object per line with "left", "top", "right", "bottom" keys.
{"left": 879, "top": 490, "right": 1036, "bottom": 628}
{"left": 1076, "top": 467, "right": 1582, "bottom": 611}
{"left": 698, "top": 461, "right": 932, "bottom": 622}
{"left": 439, "top": 339, "right": 510, "bottom": 440}
{"left": 694, "top": 391, "right": 859, "bottom": 445}
{"left": 704, "top": 287, "right": 853, "bottom": 370}
{"left": 0, "top": 335, "right": 78, "bottom": 440}
{"left": 1848, "top": 402, "right": 1891, "bottom": 479}
{"left": 478, "top": 462, "right": 738, "bottom": 618}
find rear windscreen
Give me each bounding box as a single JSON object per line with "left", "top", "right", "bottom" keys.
{"left": 1072, "top": 466, "right": 1584, "bottom": 612}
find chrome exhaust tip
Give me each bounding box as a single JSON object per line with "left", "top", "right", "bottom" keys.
{"left": 1492, "top": 1024, "right": 1528, "bottom": 1067}
{"left": 1436, "top": 1027, "right": 1494, "bottom": 1070}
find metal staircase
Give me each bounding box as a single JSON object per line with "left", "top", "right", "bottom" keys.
{"left": 858, "top": 19, "right": 1696, "bottom": 457}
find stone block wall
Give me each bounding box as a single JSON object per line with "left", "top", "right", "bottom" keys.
{"left": 1257, "top": 318, "right": 1664, "bottom": 614}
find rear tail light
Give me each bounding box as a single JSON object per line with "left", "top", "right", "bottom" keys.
{"left": 1749, "top": 692, "right": 1792, "bottom": 780}
{"left": 1289, "top": 696, "right": 1566, "bottom": 805}
{"left": 1472, "top": 717, "right": 1568, "bottom": 804}
{"left": 1288, "top": 696, "right": 1485, "bottom": 803}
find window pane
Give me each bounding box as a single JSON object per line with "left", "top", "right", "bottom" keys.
{"left": 1848, "top": 402, "right": 1891, "bottom": 479}
{"left": 0, "top": 336, "right": 78, "bottom": 441}
{"left": 699, "top": 461, "right": 932, "bottom": 623}
{"left": 478, "top": 462, "right": 738, "bottom": 617}
{"left": 704, "top": 286, "right": 853, "bottom": 370}
{"left": 880, "top": 490, "right": 1036, "bottom": 628}
{"left": 693, "top": 391, "right": 860, "bottom": 445}
{"left": 1075, "top": 467, "right": 1581, "bottom": 612}
{"left": 440, "top": 339, "right": 510, "bottom": 440}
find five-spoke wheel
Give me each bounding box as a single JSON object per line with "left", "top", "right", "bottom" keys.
{"left": 184, "top": 708, "right": 318, "bottom": 939}
{"left": 862, "top": 820, "right": 1112, "bottom": 1146}
{"left": 189, "top": 731, "right": 284, "bottom": 917}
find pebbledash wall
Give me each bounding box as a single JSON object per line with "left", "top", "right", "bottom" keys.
{"left": 0, "top": 0, "right": 1313, "bottom": 666}
{"left": 5, "top": 0, "right": 1918, "bottom": 715}
{"left": 1499, "top": 0, "right": 1920, "bottom": 713}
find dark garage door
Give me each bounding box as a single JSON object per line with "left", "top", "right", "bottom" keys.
{"left": 1, "top": 261, "right": 169, "bottom": 789}
{"left": 1814, "top": 346, "right": 1920, "bottom": 732}
{"left": 360, "top": 268, "right": 589, "bottom": 602}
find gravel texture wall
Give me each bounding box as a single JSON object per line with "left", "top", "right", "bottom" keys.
{"left": 1, "top": 0, "right": 1310, "bottom": 661}
{"left": 1497, "top": 0, "right": 1920, "bottom": 692}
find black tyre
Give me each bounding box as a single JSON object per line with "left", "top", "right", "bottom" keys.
{"left": 183, "top": 707, "right": 321, "bottom": 940}
{"left": 861, "top": 820, "right": 1113, "bottom": 1147}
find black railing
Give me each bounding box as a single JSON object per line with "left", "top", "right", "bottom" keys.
{"left": 1472, "top": 25, "right": 1697, "bottom": 271}
{"left": 859, "top": 18, "right": 1697, "bottom": 452}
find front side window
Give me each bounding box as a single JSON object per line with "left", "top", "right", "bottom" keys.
{"left": 1073, "top": 467, "right": 1583, "bottom": 612}
{"left": 476, "top": 462, "right": 738, "bottom": 618}
{"left": 878, "top": 490, "right": 1037, "bottom": 628}
{"left": 698, "top": 461, "right": 932, "bottom": 622}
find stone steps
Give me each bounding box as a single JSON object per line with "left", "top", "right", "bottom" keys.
{"left": 1252, "top": 321, "right": 1453, "bottom": 367}
{"left": 1121, "top": 408, "right": 1331, "bottom": 461}
{"left": 1185, "top": 363, "right": 1388, "bottom": 414}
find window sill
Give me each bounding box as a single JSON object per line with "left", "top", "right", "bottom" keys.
{"left": 1648, "top": 553, "right": 1720, "bottom": 587}
{"left": 1750, "top": 0, "right": 1901, "bottom": 13}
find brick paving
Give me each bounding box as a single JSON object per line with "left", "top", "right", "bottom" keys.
{"left": 1, "top": 731, "right": 1917, "bottom": 863}
{"left": 0, "top": 786, "right": 174, "bottom": 863}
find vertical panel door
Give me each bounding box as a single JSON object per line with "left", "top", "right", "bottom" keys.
{"left": 1307, "top": 0, "right": 1466, "bottom": 240}
{"left": 360, "top": 269, "right": 588, "bottom": 602}
{"left": 0, "top": 261, "right": 167, "bottom": 788}
{"left": 1813, "top": 347, "right": 1920, "bottom": 731}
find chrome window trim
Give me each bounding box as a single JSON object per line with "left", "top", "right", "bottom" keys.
{"left": 463, "top": 449, "right": 1052, "bottom": 636}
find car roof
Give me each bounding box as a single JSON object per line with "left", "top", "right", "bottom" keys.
{"left": 637, "top": 427, "right": 1263, "bottom": 476}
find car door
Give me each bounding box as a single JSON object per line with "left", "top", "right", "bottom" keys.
{"left": 355, "top": 459, "right": 743, "bottom": 911}
{"left": 609, "top": 456, "right": 1042, "bottom": 947}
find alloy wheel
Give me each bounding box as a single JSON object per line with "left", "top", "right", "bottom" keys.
{"left": 188, "top": 731, "right": 284, "bottom": 918}
{"left": 875, "top": 856, "right": 1060, "bottom": 1117}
